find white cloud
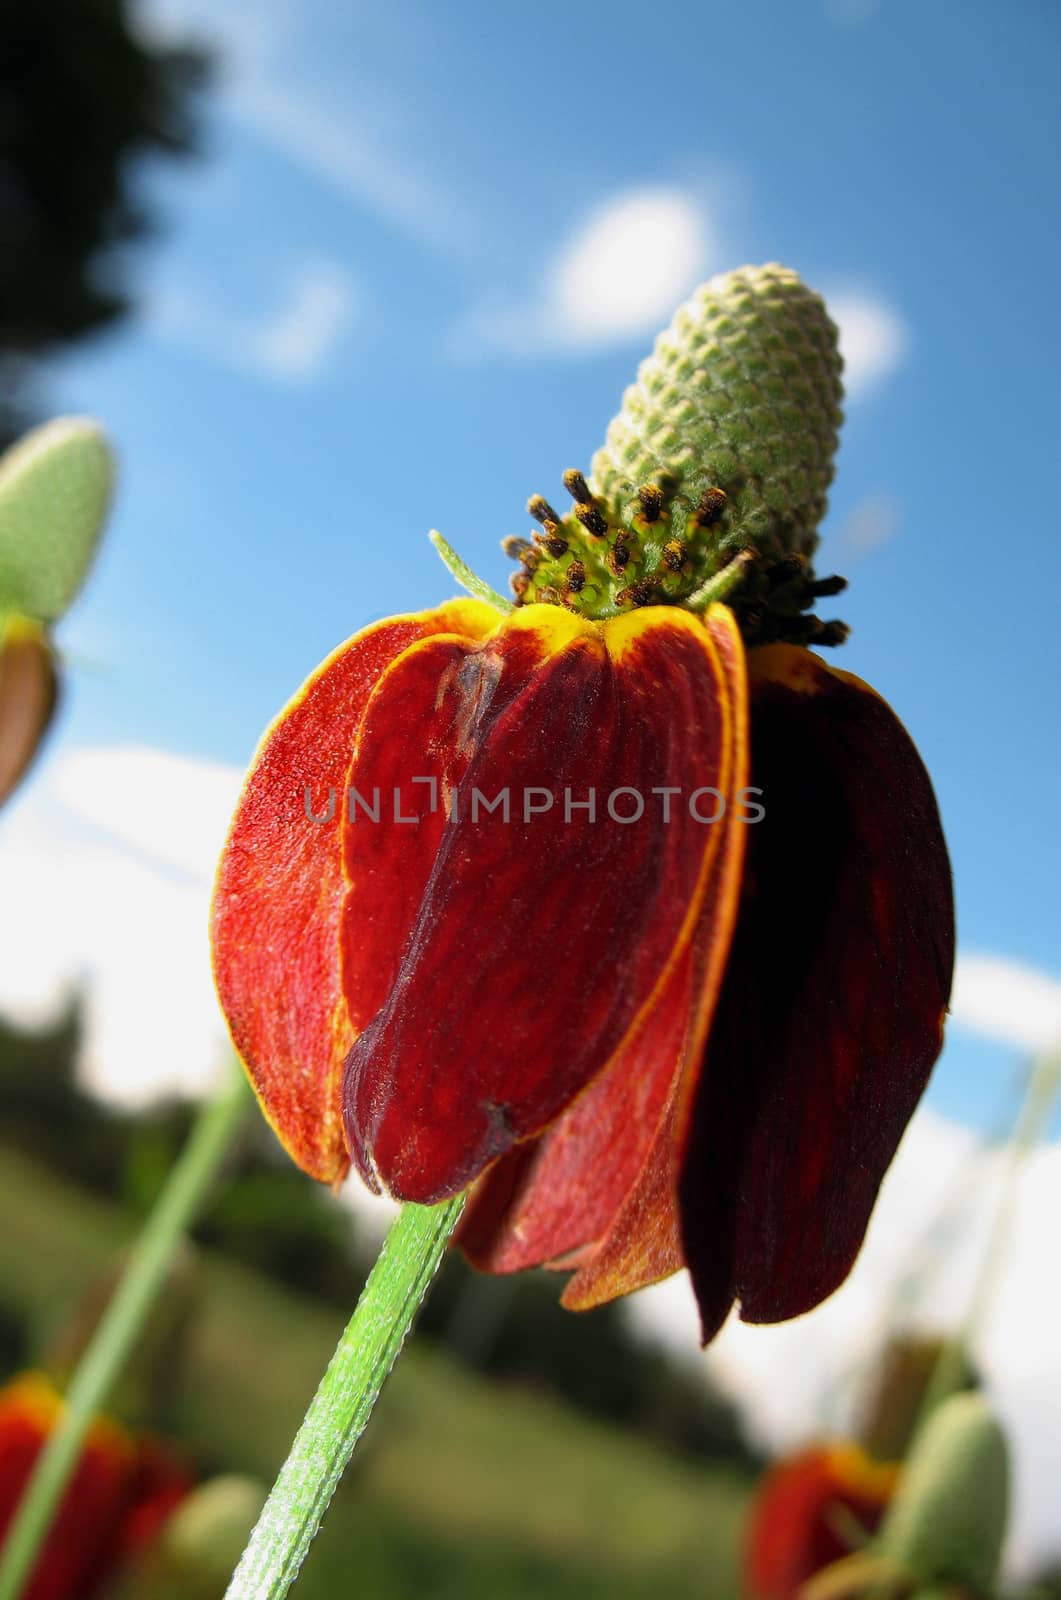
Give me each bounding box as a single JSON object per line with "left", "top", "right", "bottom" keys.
{"left": 456, "top": 187, "right": 715, "bottom": 358}
{"left": 829, "top": 290, "right": 911, "bottom": 399}
{"left": 951, "top": 953, "right": 1061, "bottom": 1055}
{"left": 150, "top": 259, "right": 357, "bottom": 382}
{"left": 0, "top": 747, "right": 242, "bottom": 1102}
{"left": 627, "top": 1105, "right": 1061, "bottom": 1573}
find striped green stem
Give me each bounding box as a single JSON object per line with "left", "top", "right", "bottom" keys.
{"left": 224, "top": 1194, "right": 465, "bottom": 1600}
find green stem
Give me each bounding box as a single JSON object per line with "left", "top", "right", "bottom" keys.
{"left": 0, "top": 1065, "right": 249, "bottom": 1600}
{"left": 224, "top": 1194, "right": 465, "bottom": 1600}
{"left": 428, "top": 531, "right": 512, "bottom": 612}
{"left": 912, "top": 1040, "right": 1061, "bottom": 1438}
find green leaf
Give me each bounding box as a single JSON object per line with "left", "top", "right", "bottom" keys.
{"left": 0, "top": 417, "right": 116, "bottom": 623}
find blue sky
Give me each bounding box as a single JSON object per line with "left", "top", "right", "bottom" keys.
{"left": 31, "top": 0, "right": 1061, "bottom": 1131}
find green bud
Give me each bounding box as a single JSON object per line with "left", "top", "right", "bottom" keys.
{"left": 105, "top": 1476, "right": 267, "bottom": 1600}
{"left": 878, "top": 1393, "right": 1010, "bottom": 1591}
{"left": 161, "top": 1474, "right": 267, "bottom": 1580}
{"left": 0, "top": 416, "right": 115, "bottom": 624}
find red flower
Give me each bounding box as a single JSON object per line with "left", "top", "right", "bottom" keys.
{"left": 745, "top": 1443, "right": 899, "bottom": 1600}
{"left": 212, "top": 598, "right": 952, "bottom": 1339}
{"left": 0, "top": 1373, "right": 191, "bottom": 1600}
{"left": 211, "top": 266, "right": 954, "bottom": 1340}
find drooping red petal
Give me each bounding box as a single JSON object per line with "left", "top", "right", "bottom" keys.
{"left": 680, "top": 645, "right": 954, "bottom": 1341}
{"left": 459, "top": 939, "right": 696, "bottom": 1278}
{"left": 461, "top": 605, "right": 748, "bottom": 1308}
{"left": 745, "top": 1443, "right": 898, "bottom": 1600}
{"left": 211, "top": 600, "right": 498, "bottom": 1183}
{"left": 0, "top": 616, "right": 58, "bottom": 808}
{"left": 344, "top": 604, "right": 742, "bottom": 1204}
{"left": 562, "top": 608, "right": 748, "bottom": 1307}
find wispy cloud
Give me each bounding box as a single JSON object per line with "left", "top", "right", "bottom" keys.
{"left": 823, "top": 0, "right": 881, "bottom": 25}
{"left": 137, "top": 0, "right": 469, "bottom": 254}
{"left": 951, "top": 953, "right": 1061, "bottom": 1054}
{"left": 230, "top": 77, "right": 465, "bottom": 254}
{"left": 454, "top": 187, "right": 716, "bottom": 359}
{"left": 828, "top": 289, "right": 911, "bottom": 399}
{"left": 150, "top": 259, "right": 358, "bottom": 382}
{"left": 836, "top": 491, "right": 904, "bottom": 558}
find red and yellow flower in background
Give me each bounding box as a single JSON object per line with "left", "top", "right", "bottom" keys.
{"left": 211, "top": 265, "right": 954, "bottom": 1341}
{"left": 0, "top": 1373, "right": 191, "bottom": 1600}
{"left": 744, "top": 1443, "right": 899, "bottom": 1600}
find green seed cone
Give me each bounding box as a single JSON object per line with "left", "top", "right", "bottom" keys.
{"left": 878, "top": 1393, "right": 1010, "bottom": 1591}
{"left": 590, "top": 263, "right": 844, "bottom": 564}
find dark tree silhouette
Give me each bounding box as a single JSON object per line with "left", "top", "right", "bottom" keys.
{"left": 0, "top": 0, "right": 209, "bottom": 444}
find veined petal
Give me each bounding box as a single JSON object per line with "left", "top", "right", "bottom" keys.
{"left": 340, "top": 619, "right": 556, "bottom": 1037}
{"left": 210, "top": 599, "right": 497, "bottom": 1184}
{"left": 0, "top": 615, "right": 58, "bottom": 808}
{"left": 345, "top": 604, "right": 742, "bottom": 1204}
{"left": 681, "top": 645, "right": 955, "bottom": 1340}
{"left": 459, "top": 870, "right": 698, "bottom": 1277}
{"left": 461, "top": 606, "right": 747, "bottom": 1307}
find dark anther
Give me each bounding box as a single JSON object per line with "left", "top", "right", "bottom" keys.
{"left": 817, "top": 620, "right": 851, "bottom": 647}
{"left": 766, "top": 553, "right": 807, "bottom": 586}
{"left": 521, "top": 549, "right": 540, "bottom": 573}
{"left": 527, "top": 494, "right": 561, "bottom": 526}
{"left": 615, "top": 579, "right": 656, "bottom": 607}
{"left": 637, "top": 483, "right": 664, "bottom": 523}
{"left": 544, "top": 537, "right": 570, "bottom": 559}
{"left": 534, "top": 521, "right": 569, "bottom": 559}
{"left": 662, "top": 539, "right": 687, "bottom": 572}
{"left": 565, "top": 560, "right": 587, "bottom": 594}
{"left": 510, "top": 572, "right": 530, "bottom": 601}
{"left": 574, "top": 502, "right": 608, "bottom": 537}
{"left": 608, "top": 535, "right": 632, "bottom": 575}
{"left": 738, "top": 603, "right": 765, "bottom": 635}
{"left": 811, "top": 574, "right": 848, "bottom": 598}
{"left": 502, "top": 535, "right": 533, "bottom": 560}
{"left": 562, "top": 468, "right": 592, "bottom": 504}
{"left": 694, "top": 486, "right": 728, "bottom": 527}
{"left": 783, "top": 615, "right": 827, "bottom": 645}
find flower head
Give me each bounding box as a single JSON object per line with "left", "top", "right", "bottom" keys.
{"left": 211, "top": 264, "right": 953, "bottom": 1341}
{"left": 0, "top": 1372, "right": 191, "bottom": 1600}
{"left": 744, "top": 1442, "right": 899, "bottom": 1600}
